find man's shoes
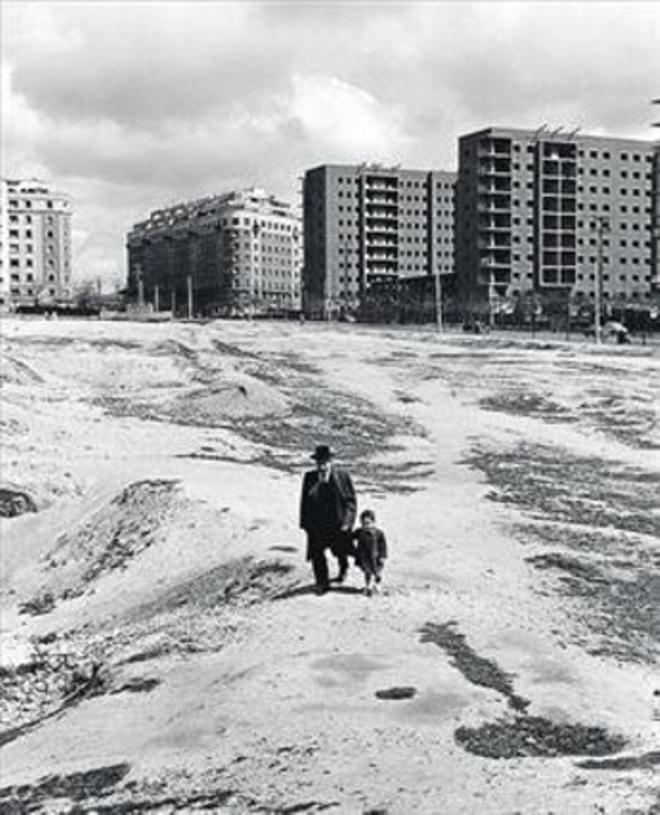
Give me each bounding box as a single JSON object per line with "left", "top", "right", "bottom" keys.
{"left": 315, "top": 583, "right": 329, "bottom": 595}
{"left": 365, "top": 586, "right": 373, "bottom": 597}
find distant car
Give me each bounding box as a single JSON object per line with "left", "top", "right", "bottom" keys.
{"left": 604, "top": 321, "right": 630, "bottom": 344}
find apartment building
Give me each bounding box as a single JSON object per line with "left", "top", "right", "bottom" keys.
{"left": 302, "top": 163, "right": 455, "bottom": 317}
{"left": 455, "top": 127, "right": 657, "bottom": 314}
{"left": 126, "top": 188, "right": 302, "bottom": 315}
{"left": 653, "top": 146, "right": 660, "bottom": 295}
{"left": 0, "top": 178, "right": 73, "bottom": 309}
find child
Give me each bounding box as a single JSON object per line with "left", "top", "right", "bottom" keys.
{"left": 352, "top": 509, "right": 388, "bottom": 597}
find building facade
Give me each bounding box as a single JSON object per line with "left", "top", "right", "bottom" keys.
{"left": 0, "top": 178, "right": 73, "bottom": 309}
{"left": 455, "top": 127, "right": 658, "bottom": 317}
{"left": 126, "top": 188, "right": 302, "bottom": 316}
{"left": 302, "top": 163, "right": 455, "bottom": 318}
{"left": 653, "top": 145, "right": 660, "bottom": 299}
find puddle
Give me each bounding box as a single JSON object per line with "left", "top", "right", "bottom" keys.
{"left": 397, "top": 690, "right": 470, "bottom": 720}
{"left": 312, "top": 653, "right": 390, "bottom": 686}
{"left": 419, "top": 621, "right": 530, "bottom": 711}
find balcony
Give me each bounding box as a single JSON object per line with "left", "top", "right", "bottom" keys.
{"left": 366, "top": 255, "right": 398, "bottom": 264}
{"left": 542, "top": 142, "right": 576, "bottom": 160}
{"left": 364, "top": 176, "right": 398, "bottom": 190}
{"left": 478, "top": 158, "right": 511, "bottom": 175}
{"left": 478, "top": 181, "right": 511, "bottom": 194}
{"left": 365, "top": 224, "right": 398, "bottom": 235}
{"left": 478, "top": 214, "right": 511, "bottom": 230}
{"left": 477, "top": 196, "right": 511, "bottom": 213}
{"left": 365, "top": 208, "right": 398, "bottom": 221}
{"left": 366, "top": 262, "right": 398, "bottom": 274}
{"left": 480, "top": 250, "right": 511, "bottom": 267}
{"left": 366, "top": 246, "right": 397, "bottom": 258}
{"left": 478, "top": 237, "right": 511, "bottom": 250}
{"left": 365, "top": 235, "right": 398, "bottom": 250}
{"left": 477, "top": 139, "right": 511, "bottom": 158}
{"left": 365, "top": 190, "right": 398, "bottom": 203}
{"left": 477, "top": 269, "right": 511, "bottom": 286}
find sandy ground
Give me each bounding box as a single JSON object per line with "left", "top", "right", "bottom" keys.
{"left": 0, "top": 316, "right": 658, "bottom": 814}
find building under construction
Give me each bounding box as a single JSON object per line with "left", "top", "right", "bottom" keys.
{"left": 302, "top": 163, "right": 456, "bottom": 319}
{"left": 126, "top": 188, "right": 302, "bottom": 316}
{"left": 455, "top": 126, "right": 659, "bottom": 319}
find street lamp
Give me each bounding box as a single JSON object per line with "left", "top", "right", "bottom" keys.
{"left": 593, "top": 215, "right": 610, "bottom": 345}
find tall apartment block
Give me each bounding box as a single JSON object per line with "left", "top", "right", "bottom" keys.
{"left": 455, "top": 127, "right": 658, "bottom": 311}
{"left": 126, "top": 188, "right": 302, "bottom": 315}
{"left": 302, "top": 163, "right": 455, "bottom": 317}
{"left": 653, "top": 146, "right": 660, "bottom": 294}
{"left": 0, "top": 178, "right": 73, "bottom": 309}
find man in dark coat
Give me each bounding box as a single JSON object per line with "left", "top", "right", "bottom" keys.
{"left": 299, "top": 445, "right": 357, "bottom": 594}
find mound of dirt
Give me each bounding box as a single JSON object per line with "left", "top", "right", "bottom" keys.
{"left": 167, "top": 379, "right": 289, "bottom": 423}
{"left": 0, "top": 644, "right": 105, "bottom": 744}
{"left": 20, "top": 480, "right": 183, "bottom": 616}
{"left": 126, "top": 556, "right": 297, "bottom": 622}
{"left": 479, "top": 391, "right": 575, "bottom": 423}
{"left": 0, "top": 486, "right": 37, "bottom": 518}
{"left": 0, "top": 351, "right": 44, "bottom": 385}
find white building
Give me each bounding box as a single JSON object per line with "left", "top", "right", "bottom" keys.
{"left": 0, "top": 178, "right": 73, "bottom": 309}
{"left": 127, "top": 187, "right": 302, "bottom": 315}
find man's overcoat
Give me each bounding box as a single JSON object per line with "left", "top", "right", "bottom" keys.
{"left": 299, "top": 467, "right": 357, "bottom": 561}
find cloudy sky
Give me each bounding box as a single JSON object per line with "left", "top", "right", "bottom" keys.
{"left": 3, "top": 1, "right": 659, "bottom": 289}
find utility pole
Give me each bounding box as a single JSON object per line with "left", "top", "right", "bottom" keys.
{"left": 171, "top": 287, "right": 176, "bottom": 317}
{"left": 434, "top": 270, "right": 443, "bottom": 331}
{"left": 137, "top": 265, "right": 144, "bottom": 310}
{"left": 565, "top": 285, "right": 574, "bottom": 341}
{"left": 187, "top": 275, "right": 193, "bottom": 319}
{"left": 154, "top": 284, "right": 159, "bottom": 312}
{"left": 594, "top": 216, "right": 609, "bottom": 345}
{"left": 488, "top": 269, "right": 496, "bottom": 329}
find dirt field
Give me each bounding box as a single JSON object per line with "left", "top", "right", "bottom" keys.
{"left": 1, "top": 316, "right": 658, "bottom": 814}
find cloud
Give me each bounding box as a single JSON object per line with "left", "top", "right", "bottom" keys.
{"left": 288, "top": 74, "right": 409, "bottom": 162}
{"left": 2, "top": 1, "right": 659, "bottom": 287}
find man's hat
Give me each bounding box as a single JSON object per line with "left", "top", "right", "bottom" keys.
{"left": 311, "top": 444, "right": 334, "bottom": 462}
